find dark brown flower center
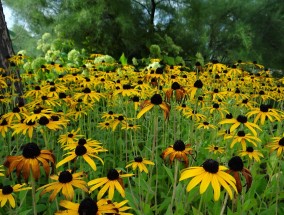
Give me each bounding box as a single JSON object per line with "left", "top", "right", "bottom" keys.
{"left": 203, "top": 159, "right": 219, "bottom": 173}
{"left": 132, "top": 96, "right": 139, "bottom": 102}
{"left": 58, "top": 171, "right": 73, "bottom": 183}
{"left": 226, "top": 113, "right": 233, "bottom": 119}
{"left": 107, "top": 169, "right": 119, "bottom": 180}
{"left": 246, "top": 147, "right": 254, "bottom": 152}
{"left": 12, "top": 107, "right": 20, "bottom": 113}
{"left": 260, "top": 104, "right": 269, "bottom": 112}
{"left": 237, "top": 131, "right": 245, "bottom": 137}
{"left": 78, "top": 138, "right": 87, "bottom": 145}
{"left": 151, "top": 94, "right": 163, "bottom": 105}
{"left": 59, "top": 92, "right": 67, "bottom": 98}
{"left": 123, "top": 84, "right": 131, "bottom": 90}
{"left": 118, "top": 116, "right": 124, "bottom": 121}
{"left": 78, "top": 198, "right": 98, "bottom": 215}
{"left": 38, "top": 116, "right": 49, "bottom": 125}
{"left": 134, "top": 156, "right": 143, "bottom": 162}
{"left": 0, "top": 119, "right": 8, "bottom": 126}
{"left": 194, "top": 80, "right": 203, "bottom": 88}
{"left": 68, "top": 133, "right": 74, "bottom": 138}
{"left": 228, "top": 156, "right": 244, "bottom": 171}
{"left": 203, "top": 122, "right": 209, "bottom": 125}
{"left": 214, "top": 146, "right": 219, "bottom": 150}
{"left": 279, "top": 138, "right": 284, "bottom": 146}
{"left": 213, "top": 89, "right": 219, "bottom": 93}
{"left": 173, "top": 140, "right": 186, "bottom": 151}
{"left": 171, "top": 82, "right": 180, "bottom": 90}
{"left": 51, "top": 115, "right": 59, "bottom": 121}
{"left": 2, "top": 185, "right": 13, "bottom": 195}
{"left": 22, "top": 142, "right": 41, "bottom": 158}
{"left": 213, "top": 103, "right": 219, "bottom": 109}
{"left": 237, "top": 115, "right": 247, "bottom": 123}
{"left": 26, "top": 120, "right": 36, "bottom": 126}
{"left": 75, "top": 145, "right": 87, "bottom": 156}
{"left": 41, "top": 96, "right": 48, "bottom": 100}
{"left": 82, "top": 88, "right": 91, "bottom": 94}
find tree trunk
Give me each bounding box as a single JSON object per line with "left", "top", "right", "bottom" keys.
{"left": 0, "top": 1, "right": 24, "bottom": 102}
{"left": 0, "top": 1, "right": 14, "bottom": 68}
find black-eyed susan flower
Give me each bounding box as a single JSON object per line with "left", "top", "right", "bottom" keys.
{"left": 58, "top": 128, "right": 84, "bottom": 146}
{"left": 38, "top": 115, "right": 69, "bottom": 131}
{"left": 267, "top": 136, "right": 284, "bottom": 157}
{"left": 246, "top": 104, "right": 282, "bottom": 125}
{"left": 73, "top": 87, "right": 104, "bottom": 103}
{"left": 112, "top": 199, "right": 132, "bottom": 215}
{"left": 161, "top": 140, "right": 193, "bottom": 167}
{"left": 239, "top": 146, "right": 264, "bottom": 162}
{"left": 121, "top": 123, "right": 141, "bottom": 131}
{"left": 137, "top": 94, "right": 170, "bottom": 120}
{"left": 97, "top": 121, "right": 112, "bottom": 130}
{"left": 113, "top": 84, "right": 139, "bottom": 97}
{"left": 2, "top": 106, "right": 25, "bottom": 124}
{"left": 184, "top": 110, "right": 206, "bottom": 122}
{"left": 224, "top": 130, "right": 261, "bottom": 150}
{"left": 101, "top": 111, "right": 119, "bottom": 120}
{"left": 0, "top": 184, "right": 31, "bottom": 208}
{"left": 187, "top": 79, "right": 203, "bottom": 100}
{"left": 4, "top": 142, "right": 55, "bottom": 181}
{"left": 0, "top": 117, "right": 10, "bottom": 137}
{"left": 56, "top": 144, "right": 106, "bottom": 171}
{"left": 23, "top": 107, "right": 53, "bottom": 123}
{"left": 165, "top": 82, "right": 186, "bottom": 102}
{"left": 125, "top": 157, "right": 154, "bottom": 173}
{"left": 227, "top": 156, "right": 252, "bottom": 193}
{"left": 37, "top": 170, "right": 88, "bottom": 201}
{"left": 88, "top": 169, "right": 134, "bottom": 200}
{"left": 196, "top": 121, "right": 217, "bottom": 130}
{"left": 11, "top": 119, "right": 37, "bottom": 139}
{"left": 180, "top": 159, "right": 237, "bottom": 201}
{"left": 55, "top": 197, "right": 117, "bottom": 214}
{"left": 206, "top": 145, "right": 225, "bottom": 154}
{"left": 219, "top": 115, "right": 261, "bottom": 136}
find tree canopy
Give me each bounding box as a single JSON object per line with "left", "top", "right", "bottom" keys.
{"left": 3, "top": 0, "right": 284, "bottom": 68}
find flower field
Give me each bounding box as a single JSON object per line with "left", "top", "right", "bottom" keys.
{"left": 0, "top": 53, "right": 283, "bottom": 214}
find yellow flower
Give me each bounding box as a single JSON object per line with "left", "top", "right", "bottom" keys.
{"left": 267, "top": 136, "right": 284, "bottom": 157}
{"left": 239, "top": 146, "right": 264, "bottom": 162}
{"left": 4, "top": 142, "right": 55, "bottom": 181}
{"left": 206, "top": 145, "right": 225, "bottom": 154}
{"left": 126, "top": 157, "right": 154, "bottom": 173}
{"left": 219, "top": 115, "right": 261, "bottom": 136}
{"left": 56, "top": 144, "right": 106, "bottom": 171}
{"left": 88, "top": 169, "right": 133, "bottom": 200}
{"left": 179, "top": 159, "right": 237, "bottom": 201}
{"left": 58, "top": 128, "right": 84, "bottom": 146}
{"left": 161, "top": 140, "right": 193, "bottom": 167}
{"left": 55, "top": 197, "right": 117, "bottom": 214}
{"left": 137, "top": 94, "right": 170, "bottom": 120}
{"left": 196, "top": 121, "right": 217, "bottom": 130}
{"left": 246, "top": 104, "right": 281, "bottom": 125}
{"left": 11, "top": 119, "right": 37, "bottom": 139}
{"left": 0, "top": 184, "right": 31, "bottom": 208}
{"left": 224, "top": 130, "right": 261, "bottom": 150}
{"left": 38, "top": 170, "right": 88, "bottom": 201}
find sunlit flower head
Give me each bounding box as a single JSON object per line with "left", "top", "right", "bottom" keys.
{"left": 266, "top": 136, "right": 284, "bottom": 157}
{"left": 239, "top": 146, "right": 264, "bottom": 162}
{"left": 224, "top": 130, "right": 261, "bottom": 150}
{"left": 4, "top": 142, "right": 55, "bottom": 181}
{"left": 227, "top": 156, "right": 252, "bottom": 193}
{"left": 88, "top": 169, "right": 134, "bottom": 200}
{"left": 0, "top": 184, "right": 31, "bottom": 208}
{"left": 126, "top": 156, "right": 154, "bottom": 173}
{"left": 206, "top": 145, "right": 225, "bottom": 154}
{"left": 38, "top": 170, "right": 88, "bottom": 201}
{"left": 179, "top": 159, "right": 237, "bottom": 201}
{"left": 161, "top": 140, "right": 193, "bottom": 167}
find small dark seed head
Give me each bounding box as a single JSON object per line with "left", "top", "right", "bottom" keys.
{"left": 150, "top": 94, "right": 163, "bottom": 105}
{"left": 2, "top": 185, "right": 13, "bottom": 195}
{"left": 278, "top": 138, "right": 284, "bottom": 146}
{"left": 237, "top": 131, "right": 245, "bottom": 137}
{"left": 58, "top": 171, "right": 73, "bottom": 183}
{"left": 82, "top": 88, "right": 91, "bottom": 94}
{"left": 78, "top": 197, "right": 98, "bottom": 215}
{"left": 38, "top": 116, "right": 49, "bottom": 125}
{"left": 22, "top": 142, "right": 41, "bottom": 158}
{"left": 228, "top": 156, "right": 244, "bottom": 171}
{"left": 213, "top": 103, "right": 219, "bottom": 109}
{"left": 75, "top": 145, "right": 87, "bottom": 156}
{"left": 171, "top": 82, "right": 180, "bottom": 90}
{"left": 134, "top": 157, "right": 143, "bottom": 162}
{"left": 260, "top": 104, "right": 269, "bottom": 112}
{"left": 78, "top": 138, "right": 87, "bottom": 145}
{"left": 246, "top": 147, "right": 254, "bottom": 152}
{"left": 194, "top": 80, "right": 203, "bottom": 89}
{"left": 107, "top": 169, "right": 119, "bottom": 180}
{"left": 237, "top": 115, "right": 247, "bottom": 123}
{"left": 226, "top": 113, "right": 233, "bottom": 119}
{"left": 203, "top": 159, "right": 219, "bottom": 173}
{"left": 173, "top": 140, "right": 186, "bottom": 151}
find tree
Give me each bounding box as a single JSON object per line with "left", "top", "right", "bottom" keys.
{"left": 0, "top": 0, "right": 14, "bottom": 68}
{"left": 0, "top": 0, "right": 23, "bottom": 100}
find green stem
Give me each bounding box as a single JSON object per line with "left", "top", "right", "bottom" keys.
{"left": 170, "top": 160, "right": 179, "bottom": 214}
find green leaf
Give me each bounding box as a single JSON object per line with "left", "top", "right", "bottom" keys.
{"left": 162, "top": 164, "right": 174, "bottom": 184}
{"left": 192, "top": 206, "right": 203, "bottom": 215}
{"left": 119, "top": 53, "right": 128, "bottom": 66}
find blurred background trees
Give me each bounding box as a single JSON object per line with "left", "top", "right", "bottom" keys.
{"left": 3, "top": 0, "right": 284, "bottom": 68}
